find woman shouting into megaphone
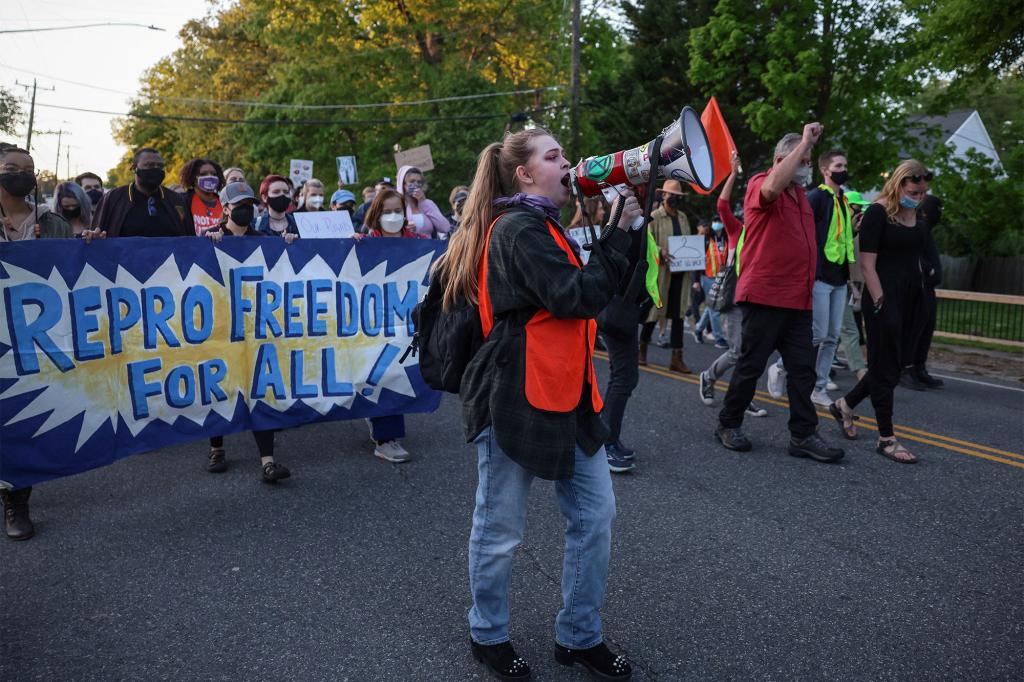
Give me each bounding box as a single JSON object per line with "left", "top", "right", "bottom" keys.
{"left": 432, "top": 128, "right": 639, "bottom": 681}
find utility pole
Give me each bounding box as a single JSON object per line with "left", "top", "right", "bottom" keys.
{"left": 15, "top": 79, "right": 55, "bottom": 152}
{"left": 54, "top": 129, "right": 63, "bottom": 181}
{"left": 569, "top": 0, "right": 582, "bottom": 162}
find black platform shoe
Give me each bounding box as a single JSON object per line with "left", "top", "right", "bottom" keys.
{"left": 554, "top": 641, "right": 632, "bottom": 681}
{"left": 471, "top": 639, "right": 531, "bottom": 681}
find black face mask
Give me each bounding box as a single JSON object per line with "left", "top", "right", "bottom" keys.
{"left": 230, "top": 204, "right": 255, "bottom": 227}
{"left": 85, "top": 189, "right": 104, "bottom": 206}
{"left": 0, "top": 171, "right": 37, "bottom": 198}
{"left": 62, "top": 206, "right": 82, "bottom": 220}
{"left": 666, "top": 195, "right": 682, "bottom": 209}
{"left": 830, "top": 170, "right": 849, "bottom": 186}
{"left": 135, "top": 167, "right": 165, "bottom": 191}
{"left": 267, "top": 194, "right": 292, "bottom": 213}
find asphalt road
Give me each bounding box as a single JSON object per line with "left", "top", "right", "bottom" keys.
{"left": 3, "top": 338, "right": 1022, "bottom": 681}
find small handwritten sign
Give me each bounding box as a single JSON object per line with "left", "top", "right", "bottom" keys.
{"left": 294, "top": 210, "right": 355, "bottom": 239}
{"left": 667, "top": 235, "right": 706, "bottom": 272}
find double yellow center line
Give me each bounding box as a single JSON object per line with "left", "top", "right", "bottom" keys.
{"left": 594, "top": 351, "right": 1024, "bottom": 470}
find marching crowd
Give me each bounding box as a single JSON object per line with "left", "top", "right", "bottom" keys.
{"left": 1, "top": 121, "right": 945, "bottom": 679}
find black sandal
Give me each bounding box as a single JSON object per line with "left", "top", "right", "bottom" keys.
{"left": 555, "top": 641, "right": 632, "bottom": 680}
{"left": 471, "top": 639, "right": 531, "bottom": 681}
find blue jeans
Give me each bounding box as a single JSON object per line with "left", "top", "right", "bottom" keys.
{"left": 697, "top": 275, "right": 725, "bottom": 343}
{"left": 811, "top": 280, "right": 847, "bottom": 390}
{"left": 468, "top": 428, "right": 616, "bottom": 649}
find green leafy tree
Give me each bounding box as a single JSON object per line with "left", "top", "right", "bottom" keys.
{"left": 687, "top": 0, "right": 918, "bottom": 184}
{"left": 0, "top": 86, "right": 22, "bottom": 137}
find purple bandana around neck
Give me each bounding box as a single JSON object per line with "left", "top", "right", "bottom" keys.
{"left": 493, "top": 192, "right": 563, "bottom": 227}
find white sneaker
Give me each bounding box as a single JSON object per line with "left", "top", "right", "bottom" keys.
{"left": 826, "top": 380, "right": 839, "bottom": 391}
{"left": 374, "top": 440, "right": 411, "bottom": 463}
{"left": 810, "top": 388, "right": 832, "bottom": 406}
{"left": 767, "top": 363, "right": 786, "bottom": 399}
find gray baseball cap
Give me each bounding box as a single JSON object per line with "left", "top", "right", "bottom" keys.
{"left": 219, "top": 181, "right": 256, "bottom": 205}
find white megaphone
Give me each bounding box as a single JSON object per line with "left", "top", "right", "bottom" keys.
{"left": 572, "top": 106, "right": 714, "bottom": 198}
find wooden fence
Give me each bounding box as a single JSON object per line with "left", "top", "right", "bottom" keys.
{"left": 934, "top": 289, "right": 1024, "bottom": 348}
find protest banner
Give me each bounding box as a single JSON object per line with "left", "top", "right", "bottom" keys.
{"left": 336, "top": 156, "right": 358, "bottom": 185}
{"left": 394, "top": 145, "right": 434, "bottom": 172}
{"left": 290, "top": 159, "right": 313, "bottom": 185}
{"left": 0, "top": 237, "right": 445, "bottom": 489}
{"left": 667, "top": 235, "right": 706, "bottom": 272}
{"left": 294, "top": 211, "right": 355, "bottom": 239}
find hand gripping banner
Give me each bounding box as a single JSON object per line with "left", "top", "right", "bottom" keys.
{"left": 0, "top": 237, "right": 445, "bottom": 489}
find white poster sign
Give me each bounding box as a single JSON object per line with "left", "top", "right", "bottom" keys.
{"left": 290, "top": 159, "right": 314, "bottom": 186}
{"left": 336, "top": 156, "right": 358, "bottom": 185}
{"left": 667, "top": 235, "right": 706, "bottom": 272}
{"left": 294, "top": 210, "right": 355, "bottom": 239}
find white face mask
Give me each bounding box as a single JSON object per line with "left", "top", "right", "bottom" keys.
{"left": 306, "top": 195, "right": 324, "bottom": 209}
{"left": 380, "top": 213, "right": 405, "bottom": 233}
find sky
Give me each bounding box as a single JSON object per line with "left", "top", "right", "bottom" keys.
{"left": 0, "top": 0, "right": 212, "bottom": 182}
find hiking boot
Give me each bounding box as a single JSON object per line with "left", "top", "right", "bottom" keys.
{"left": 2, "top": 487, "right": 35, "bottom": 541}
{"left": 261, "top": 461, "right": 291, "bottom": 483}
{"left": 789, "top": 433, "right": 844, "bottom": 463}
{"left": 915, "top": 366, "right": 944, "bottom": 389}
{"left": 374, "top": 440, "right": 412, "bottom": 463}
{"left": 715, "top": 425, "right": 752, "bottom": 452}
{"left": 899, "top": 368, "right": 928, "bottom": 391}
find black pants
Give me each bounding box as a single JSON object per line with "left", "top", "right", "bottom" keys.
{"left": 909, "top": 286, "right": 937, "bottom": 368}
{"left": 719, "top": 303, "right": 818, "bottom": 438}
{"left": 210, "top": 430, "right": 275, "bottom": 457}
{"left": 640, "top": 319, "right": 684, "bottom": 348}
{"left": 844, "top": 280, "right": 922, "bottom": 438}
{"left": 600, "top": 324, "right": 640, "bottom": 445}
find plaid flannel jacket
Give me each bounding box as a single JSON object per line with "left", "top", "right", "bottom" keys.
{"left": 459, "top": 207, "right": 633, "bottom": 480}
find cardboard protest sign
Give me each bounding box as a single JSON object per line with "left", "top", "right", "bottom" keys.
{"left": 336, "top": 156, "right": 358, "bottom": 185}
{"left": 667, "top": 235, "right": 706, "bottom": 272}
{"left": 0, "top": 237, "right": 445, "bottom": 488}
{"left": 394, "top": 145, "right": 434, "bottom": 172}
{"left": 294, "top": 211, "right": 355, "bottom": 239}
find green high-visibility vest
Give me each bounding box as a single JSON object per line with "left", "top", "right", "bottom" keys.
{"left": 818, "top": 184, "right": 856, "bottom": 265}
{"left": 735, "top": 226, "right": 745, "bottom": 277}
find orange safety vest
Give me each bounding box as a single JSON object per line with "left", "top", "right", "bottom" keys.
{"left": 705, "top": 236, "right": 728, "bottom": 277}
{"left": 478, "top": 216, "right": 604, "bottom": 413}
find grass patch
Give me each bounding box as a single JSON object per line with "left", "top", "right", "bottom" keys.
{"left": 935, "top": 298, "right": 1024, "bottom": 342}
{"left": 933, "top": 335, "right": 1024, "bottom": 355}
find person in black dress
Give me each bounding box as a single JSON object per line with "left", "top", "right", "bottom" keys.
{"left": 828, "top": 160, "right": 932, "bottom": 463}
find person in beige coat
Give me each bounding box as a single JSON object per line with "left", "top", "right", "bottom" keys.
{"left": 639, "top": 179, "right": 693, "bottom": 373}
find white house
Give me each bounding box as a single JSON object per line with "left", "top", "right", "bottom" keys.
{"left": 909, "top": 109, "right": 1004, "bottom": 172}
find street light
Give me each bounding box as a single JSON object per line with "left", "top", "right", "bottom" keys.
{"left": 0, "top": 23, "right": 165, "bottom": 34}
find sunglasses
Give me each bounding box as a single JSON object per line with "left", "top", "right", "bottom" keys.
{"left": 907, "top": 172, "right": 933, "bottom": 183}
{"left": 147, "top": 196, "right": 158, "bottom": 217}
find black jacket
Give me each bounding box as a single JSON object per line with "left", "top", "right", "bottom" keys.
{"left": 459, "top": 207, "right": 632, "bottom": 480}
{"left": 92, "top": 184, "right": 189, "bottom": 237}
{"left": 919, "top": 194, "right": 943, "bottom": 288}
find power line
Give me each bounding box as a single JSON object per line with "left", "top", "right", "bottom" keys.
{"left": 18, "top": 99, "right": 571, "bottom": 126}
{"left": 0, "top": 22, "right": 165, "bottom": 34}
{"left": 0, "top": 61, "right": 564, "bottom": 110}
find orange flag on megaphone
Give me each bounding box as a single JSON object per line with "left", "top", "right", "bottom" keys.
{"left": 689, "top": 96, "right": 736, "bottom": 195}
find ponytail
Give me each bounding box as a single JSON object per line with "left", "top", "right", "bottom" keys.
{"left": 433, "top": 129, "right": 553, "bottom": 310}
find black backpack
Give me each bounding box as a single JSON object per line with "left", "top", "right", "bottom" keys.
{"left": 405, "top": 275, "right": 484, "bottom": 394}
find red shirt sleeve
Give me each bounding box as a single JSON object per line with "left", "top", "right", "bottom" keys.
{"left": 717, "top": 198, "right": 742, "bottom": 239}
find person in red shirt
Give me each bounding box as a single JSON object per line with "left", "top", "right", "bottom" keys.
{"left": 714, "top": 123, "right": 844, "bottom": 463}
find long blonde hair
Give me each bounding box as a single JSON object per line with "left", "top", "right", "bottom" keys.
{"left": 875, "top": 159, "right": 930, "bottom": 221}
{"left": 432, "top": 128, "right": 553, "bottom": 310}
